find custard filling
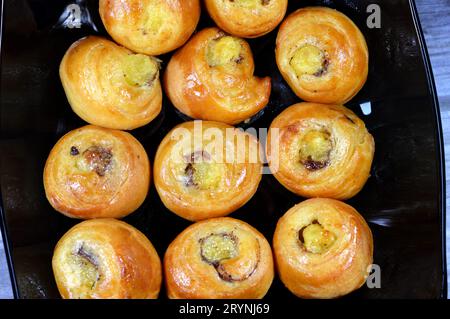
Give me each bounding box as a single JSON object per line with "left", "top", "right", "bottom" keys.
{"left": 184, "top": 151, "right": 222, "bottom": 190}
{"left": 206, "top": 36, "right": 243, "bottom": 67}
{"left": 290, "top": 45, "right": 328, "bottom": 77}
{"left": 65, "top": 245, "right": 100, "bottom": 294}
{"left": 122, "top": 54, "right": 158, "bottom": 87}
{"left": 299, "top": 222, "right": 336, "bottom": 254}
{"left": 298, "top": 130, "right": 332, "bottom": 171}
{"left": 200, "top": 233, "right": 238, "bottom": 264}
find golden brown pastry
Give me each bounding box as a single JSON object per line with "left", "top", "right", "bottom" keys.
{"left": 44, "top": 125, "right": 150, "bottom": 219}
{"left": 52, "top": 218, "right": 162, "bottom": 299}
{"left": 164, "top": 217, "right": 274, "bottom": 299}
{"left": 99, "top": 0, "right": 200, "bottom": 56}
{"left": 164, "top": 27, "right": 271, "bottom": 125}
{"left": 154, "top": 121, "right": 262, "bottom": 221}
{"left": 273, "top": 198, "right": 373, "bottom": 299}
{"left": 276, "top": 7, "right": 369, "bottom": 104}
{"left": 205, "top": 0, "right": 288, "bottom": 38}
{"left": 266, "top": 102, "right": 374, "bottom": 200}
{"left": 60, "top": 36, "right": 162, "bottom": 130}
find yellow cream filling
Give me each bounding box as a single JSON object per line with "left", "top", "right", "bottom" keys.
{"left": 302, "top": 223, "right": 336, "bottom": 254}
{"left": 191, "top": 162, "right": 223, "bottom": 190}
{"left": 290, "top": 45, "right": 326, "bottom": 76}
{"left": 201, "top": 234, "right": 238, "bottom": 263}
{"left": 298, "top": 130, "right": 332, "bottom": 164}
{"left": 207, "top": 36, "right": 242, "bottom": 67}
{"left": 122, "top": 54, "right": 158, "bottom": 87}
{"left": 64, "top": 250, "right": 100, "bottom": 297}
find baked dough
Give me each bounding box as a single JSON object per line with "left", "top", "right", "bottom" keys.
{"left": 164, "top": 28, "right": 271, "bottom": 125}
{"left": 276, "top": 7, "right": 368, "bottom": 104}
{"left": 154, "top": 121, "right": 262, "bottom": 221}
{"left": 99, "top": 0, "right": 200, "bottom": 56}
{"left": 164, "top": 217, "right": 274, "bottom": 299}
{"left": 52, "top": 218, "right": 162, "bottom": 299}
{"left": 266, "top": 102, "right": 374, "bottom": 200}
{"left": 273, "top": 198, "right": 373, "bottom": 299}
{"left": 44, "top": 125, "right": 150, "bottom": 219}
{"left": 60, "top": 36, "right": 162, "bottom": 130}
{"left": 205, "top": 0, "right": 287, "bottom": 38}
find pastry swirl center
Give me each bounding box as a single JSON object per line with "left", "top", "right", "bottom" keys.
{"left": 290, "top": 45, "right": 329, "bottom": 77}
{"left": 298, "top": 130, "right": 332, "bottom": 171}
{"left": 299, "top": 221, "right": 336, "bottom": 254}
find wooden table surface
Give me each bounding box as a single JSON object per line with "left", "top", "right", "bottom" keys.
{"left": 0, "top": 0, "right": 449, "bottom": 299}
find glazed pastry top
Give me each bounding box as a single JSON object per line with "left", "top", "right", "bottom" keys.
{"left": 99, "top": 0, "right": 200, "bottom": 55}
{"left": 165, "top": 217, "right": 274, "bottom": 299}
{"left": 276, "top": 7, "right": 368, "bottom": 104}
{"left": 52, "top": 219, "right": 162, "bottom": 299}
{"left": 164, "top": 28, "right": 271, "bottom": 125}
{"left": 267, "top": 103, "right": 374, "bottom": 199}
{"left": 205, "top": 0, "right": 288, "bottom": 38}
{"left": 60, "top": 36, "right": 162, "bottom": 130}
{"left": 154, "top": 121, "right": 262, "bottom": 221}
{"left": 44, "top": 125, "right": 150, "bottom": 219}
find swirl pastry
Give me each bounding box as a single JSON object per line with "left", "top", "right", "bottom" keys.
{"left": 164, "top": 27, "right": 271, "bottom": 125}
{"left": 205, "top": 0, "right": 288, "bottom": 38}
{"left": 154, "top": 121, "right": 262, "bottom": 221}
{"left": 164, "top": 217, "right": 274, "bottom": 299}
{"left": 99, "top": 0, "right": 200, "bottom": 56}
{"left": 273, "top": 198, "right": 373, "bottom": 299}
{"left": 60, "top": 36, "right": 162, "bottom": 130}
{"left": 266, "top": 102, "right": 374, "bottom": 200}
{"left": 276, "top": 7, "right": 369, "bottom": 104}
{"left": 52, "top": 219, "right": 162, "bottom": 299}
{"left": 44, "top": 125, "right": 150, "bottom": 219}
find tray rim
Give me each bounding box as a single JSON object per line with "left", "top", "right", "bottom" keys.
{"left": 0, "top": 0, "right": 446, "bottom": 299}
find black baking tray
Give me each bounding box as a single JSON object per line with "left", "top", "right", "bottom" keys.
{"left": 0, "top": 0, "right": 446, "bottom": 299}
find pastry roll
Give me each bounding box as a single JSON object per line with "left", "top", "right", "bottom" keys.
{"left": 164, "top": 217, "right": 274, "bottom": 299}
{"left": 60, "top": 36, "right": 162, "bottom": 130}
{"left": 52, "top": 219, "right": 162, "bottom": 299}
{"left": 266, "top": 102, "right": 374, "bottom": 200}
{"left": 204, "top": 0, "right": 288, "bottom": 38}
{"left": 99, "top": 0, "right": 200, "bottom": 56}
{"left": 273, "top": 198, "right": 373, "bottom": 299}
{"left": 276, "top": 7, "right": 369, "bottom": 104}
{"left": 44, "top": 125, "right": 150, "bottom": 219}
{"left": 154, "top": 121, "right": 262, "bottom": 221}
{"left": 164, "top": 27, "right": 271, "bottom": 125}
